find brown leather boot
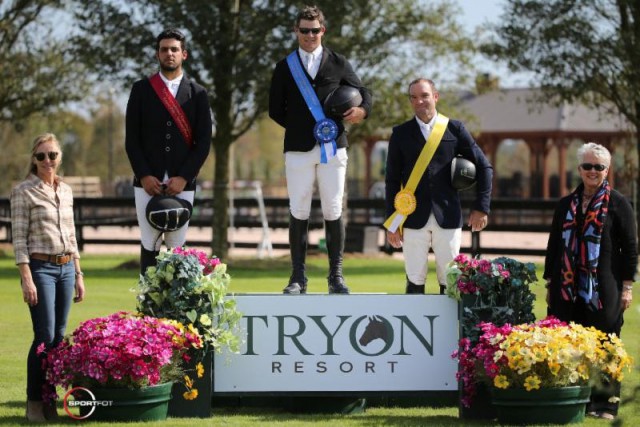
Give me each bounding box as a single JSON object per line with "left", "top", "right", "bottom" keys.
{"left": 26, "top": 400, "right": 46, "bottom": 422}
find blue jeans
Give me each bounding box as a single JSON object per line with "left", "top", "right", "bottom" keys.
{"left": 26, "top": 259, "right": 75, "bottom": 400}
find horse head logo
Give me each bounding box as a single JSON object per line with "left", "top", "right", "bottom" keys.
{"left": 358, "top": 315, "right": 391, "bottom": 347}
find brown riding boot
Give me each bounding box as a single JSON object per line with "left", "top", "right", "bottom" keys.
{"left": 26, "top": 400, "right": 46, "bottom": 422}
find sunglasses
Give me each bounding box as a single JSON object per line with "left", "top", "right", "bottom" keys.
{"left": 34, "top": 152, "right": 59, "bottom": 161}
{"left": 298, "top": 27, "right": 322, "bottom": 35}
{"left": 580, "top": 163, "right": 607, "bottom": 171}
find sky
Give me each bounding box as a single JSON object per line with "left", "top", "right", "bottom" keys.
{"left": 456, "top": 0, "right": 532, "bottom": 88}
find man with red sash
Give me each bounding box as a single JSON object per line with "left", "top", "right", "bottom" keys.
{"left": 126, "top": 28, "right": 212, "bottom": 274}
{"left": 385, "top": 78, "right": 493, "bottom": 294}
{"left": 269, "top": 5, "right": 372, "bottom": 295}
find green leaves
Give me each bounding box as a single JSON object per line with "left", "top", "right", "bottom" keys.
{"left": 136, "top": 250, "right": 243, "bottom": 355}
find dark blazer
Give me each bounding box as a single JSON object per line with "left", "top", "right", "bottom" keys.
{"left": 268, "top": 47, "right": 372, "bottom": 153}
{"left": 125, "top": 74, "right": 212, "bottom": 191}
{"left": 384, "top": 118, "right": 493, "bottom": 229}
{"left": 544, "top": 188, "right": 637, "bottom": 333}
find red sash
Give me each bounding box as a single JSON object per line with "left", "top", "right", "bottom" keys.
{"left": 149, "top": 73, "right": 193, "bottom": 148}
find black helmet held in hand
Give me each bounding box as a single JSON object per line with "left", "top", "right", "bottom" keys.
{"left": 323, "top": 85, "right": 363, "bottom": 119}
{"left": 145, "top": 195, "right": 193, "bottom": 231}
{"left": 451, "top": 156, "right": 476, "bottom": 191}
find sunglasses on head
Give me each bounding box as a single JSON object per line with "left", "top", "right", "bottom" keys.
{"left": 34, "top": 152, "right": 59, "bottom": 161}
{"left": 298, "top": 27, "right": 322, "bottom": 35}
{"left": 580, "top": 163, "right": 606, "bottom": 171}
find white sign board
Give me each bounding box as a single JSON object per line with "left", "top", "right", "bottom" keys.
{"left": 214, "top": 294, "right": 459, "bottom": 393}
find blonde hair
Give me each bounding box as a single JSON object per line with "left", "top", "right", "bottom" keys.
{"left": 28, "top": 133, "right": 62, "bottom": 177}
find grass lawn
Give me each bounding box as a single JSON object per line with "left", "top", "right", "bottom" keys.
{"left": 0, "top": 252, "right": 638, "bottom": 426}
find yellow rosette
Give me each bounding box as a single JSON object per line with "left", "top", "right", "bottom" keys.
{"left": 394, "top": 189, "right": 417, "bottom": 216}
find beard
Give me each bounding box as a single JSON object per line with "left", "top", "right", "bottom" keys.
{"left": 160, "top": 62, "right": 179, "bottom": 72}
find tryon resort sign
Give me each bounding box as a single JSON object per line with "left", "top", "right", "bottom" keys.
{"left": 214, "top": 295, "right": 458, "bottom": 393}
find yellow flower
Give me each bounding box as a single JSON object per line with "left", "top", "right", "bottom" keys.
{"left": 196, "top": 362, "right": 205, "bottom": 378}
{"left": 548, "top": 361, "right": 561, "bottom": 376}
{"left": 183, "top": 389, "right": 199, "bottom": 400}
{"left": 188, "top": 323, "right": 200, "bottom": 336}
{"left": 184, "top": 375, "right": 194, "bottom": 389}
{"left": 494, "top": 375, "right": 509, "bottom": 389}
{"left": 523, "top": 375, "right": 541, "bottom": 391}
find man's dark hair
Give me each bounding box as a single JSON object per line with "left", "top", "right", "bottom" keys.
{"left": 295, "top": 5, "right": 325, "bottom": 27}
{"left": 155, "top": 28, "right": 187, "bottom": 51}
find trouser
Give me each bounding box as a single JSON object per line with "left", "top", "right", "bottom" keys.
{"left": 285, "top": 145, "right": 347, "bottom": 221}
{"left": 402, "top": 214, "right": 461, "bottom": 290}
{"left": 27, "top": 259, "right": 75, "bottom": 400}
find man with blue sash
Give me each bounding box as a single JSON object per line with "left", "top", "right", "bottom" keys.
{"left": 269, "top": 5, "right": 372, "bottom": 294}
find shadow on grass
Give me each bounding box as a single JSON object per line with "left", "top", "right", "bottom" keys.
{"left": 213, "top": 407, "right": 463, "bottom": 426}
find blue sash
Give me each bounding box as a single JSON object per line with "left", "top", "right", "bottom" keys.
{"left": 286, "top": 51, "right": 338, "bottom": 163}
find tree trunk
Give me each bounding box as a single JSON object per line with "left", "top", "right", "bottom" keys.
{"left": 209, "top": 0, "right": 238, "bottom": 260}
{"left": 211, "top": 141, "right": 230, "bottom": 260}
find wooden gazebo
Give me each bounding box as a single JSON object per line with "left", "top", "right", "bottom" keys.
{"left": 461, "top": 88, "right": 632, "bottom": 198}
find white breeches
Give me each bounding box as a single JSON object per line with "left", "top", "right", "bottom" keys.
{"left": 285, "top": 145, "right": 347, "bottom": 221}
{"left": 402, "top": 214, "right": 461, "bottom": 287}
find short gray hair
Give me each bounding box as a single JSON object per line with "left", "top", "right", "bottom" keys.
{"left": 577, "top": 142, "right": 611, "bottom": 167}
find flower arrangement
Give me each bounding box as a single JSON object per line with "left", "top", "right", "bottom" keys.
{"left": 453, "top": 317, "right": 633, "bottom": 407}
{"left": 39, "top": 311, "right": 203, "bottom": 402}
{"left": 136, "top": 247, "right": 242, "bottom": 355}
{"left": 446, "top": 254, "right": 537, "bottom": 344}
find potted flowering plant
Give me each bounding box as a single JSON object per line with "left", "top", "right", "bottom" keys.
{"left": 135, "top": 247, "right": 243, "bottom": 417}
{"left": 455, "top": 317, "right": 633, "bottom": 424}
{"left": 445, "top": 254, "right": 538, "bottom": 418}
{"left": 136, "top": 247, "right": 242, "bottom": 355}
{"left": 446, "top": 254, "right": 537, "bottom": 343}
{"left": 38, "top": 311, "right": 203, "bottom": 421}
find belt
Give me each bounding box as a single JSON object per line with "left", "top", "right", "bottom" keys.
{"left": 30, "top": 253, "right": 73, "bottom": 265}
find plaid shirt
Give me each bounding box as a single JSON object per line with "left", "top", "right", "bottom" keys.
{"left": 10, "top": 174, "right": 79, "bottom": 264}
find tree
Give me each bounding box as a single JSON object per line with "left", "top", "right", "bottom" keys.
{"left": 71, "top": 0, "right": 475, "bottom": 259}
{"left": 483, "top": 0, "right": 640, "bottom": 241}
{"left": 0, "top": 0, "right": 90, "bottom": 125}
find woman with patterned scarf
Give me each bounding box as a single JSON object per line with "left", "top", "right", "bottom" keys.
{"left": 544, "top": 142, "right": 636, "bottom": 420}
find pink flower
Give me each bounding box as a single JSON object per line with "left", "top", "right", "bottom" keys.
{"left": 36, "top": 342, "right": 47, "bottom": 355}
{"left": 40, "top": 312, "right": 202, "bottom": 401}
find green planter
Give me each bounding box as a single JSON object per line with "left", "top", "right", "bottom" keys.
{"left": 77, "top": 382, "right": 172, "bottom": 421}
{"left": 491, "top": 386, "right": 591, "bottom": 425}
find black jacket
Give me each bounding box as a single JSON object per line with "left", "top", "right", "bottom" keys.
{"left": 544, "top": 188, "right": 638, "bottom": 333}
{"left": 385, "top": 118, "right": 493, "bottom": 229}
{"left": 125, "top": 74, "right": 212, "bottom": 190}
{"left": 268, "top": 47, "right": 372, "bottom": 152}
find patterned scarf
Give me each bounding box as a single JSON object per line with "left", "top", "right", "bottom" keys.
{"left": 559, "top": 180, "right": 610, "bottom": 310}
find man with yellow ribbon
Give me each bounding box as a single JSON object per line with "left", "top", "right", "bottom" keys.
{"left": 384, "top": 78, "right": 493, "bottom": 294}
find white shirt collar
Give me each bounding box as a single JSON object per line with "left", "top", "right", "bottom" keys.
{"left": 415, "top": 112, "right": 437, "bottom": 129}
{"left": 298, "top": 45, "right": 323, "bottom": 61}
{"left": 415, "top": 112, "right": 438, "bottom": 139}
{"left": 158, "top": 72, "right": 184, "bottom": 97}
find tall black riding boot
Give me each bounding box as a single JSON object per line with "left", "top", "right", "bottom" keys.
{"left": 140, "top": 246, "right": 159, "bottom": 276}
{"left": 325, "top": 218, "right": 350, "bottom": 294}
{"left": 405, "top": 278, "right": 425, "bottom": 294}
{"left": 283, "top": 215, "right": 309, "bottom": 294}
